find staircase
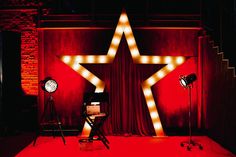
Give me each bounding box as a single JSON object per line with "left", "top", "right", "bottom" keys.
{"left": 208, "top": 36, "right": 236, "bottom": 78}
{"left": 202, "top": 33, "right": 236, "bottom": 154}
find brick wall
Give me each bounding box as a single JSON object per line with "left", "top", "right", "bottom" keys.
{"left": 0, "top": 9, "right": 39, "bottom": 95}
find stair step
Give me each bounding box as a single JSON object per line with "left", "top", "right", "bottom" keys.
{"left": 227, "top": 67, "right": 236, "bottom": 77}
{"left": 222, "top": 59, "right": 229, "bottom": 68}
{"left": 212, "top": 46, "right": 219, "bottom": 53}
{"left": 217, "top": 52, "right": 224, "bottom": 62}
{"left": 208, "top": 35, "right": 236, "bottom": 78}
{"left": 216, "top": 54, "right": 236, "bottom": 78}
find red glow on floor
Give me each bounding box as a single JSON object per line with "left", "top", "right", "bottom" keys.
{"left": 16, "top": 136, "right": 235, "bottom": 157}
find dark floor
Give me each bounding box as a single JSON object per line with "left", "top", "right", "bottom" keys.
{"left": 0, "top": 130, "right": 35, "bottom": 157}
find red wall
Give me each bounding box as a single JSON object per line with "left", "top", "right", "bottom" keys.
{"left": 38, "top": 27, "right": 202, "bottom": 132}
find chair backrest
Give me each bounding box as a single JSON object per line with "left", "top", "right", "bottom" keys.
{"left": 83, "top": 92, "right": 109, "bottom": 104}
{"left": 83, "top": 92, "right": 109, "bottom": 115}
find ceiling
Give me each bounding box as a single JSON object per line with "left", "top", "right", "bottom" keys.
{"left": 40, "top": 0, "right": 201, "bottom": 15}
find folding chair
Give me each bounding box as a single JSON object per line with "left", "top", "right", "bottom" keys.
{"left": 79, "top": 92, "right": 110, "bottom": 149}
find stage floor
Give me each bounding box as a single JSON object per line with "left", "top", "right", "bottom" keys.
{"left": 14, "top": 135, "right": 235, "bottom": 157}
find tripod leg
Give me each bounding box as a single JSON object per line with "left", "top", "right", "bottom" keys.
{"left": 57, "top": 120, "right": 66, "bottom": 145}
{"left": 33, "top": 98, "right": 50, "bottom": 146}
{"left": 52, "top": 100, "right": 66, "bottom": 145}
{"left": 33, "top": 130, "right": 39, "bottom": 146}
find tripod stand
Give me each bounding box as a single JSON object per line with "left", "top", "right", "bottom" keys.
{"left": 33, "top": 94, "right": 66, "bottom": 145}
{"left": 180, "top": 84, "right": 203, "bottom": 151}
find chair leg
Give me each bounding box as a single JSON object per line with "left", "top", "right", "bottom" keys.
{"left": 90, "top": 121, "right": 109, "bottom": 149}
{"left": 83, "top": 117, "right": 109, "bottom": 149}
{"left": 96, "top": 130, "right": 109, "bottom": 149}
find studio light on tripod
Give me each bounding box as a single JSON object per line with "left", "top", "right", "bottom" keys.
{"left": 34, "top": 77, "right": 65, "bottom": 146}
{"left": 40, "top": 77, "right": 58, "bottom": 93}
{"left": 179, "top": 73, "right": 202, "bottom": 150}
{"left": 179, "top": 73, "right": 197, "bottom": 88}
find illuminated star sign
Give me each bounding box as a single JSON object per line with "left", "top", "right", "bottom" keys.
{"left": 60, "top": 10, "right": 186, "bottom": 137}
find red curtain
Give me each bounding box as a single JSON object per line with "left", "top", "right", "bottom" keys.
{"left": 38, "top": 28, "right": 201, "bottom": 135}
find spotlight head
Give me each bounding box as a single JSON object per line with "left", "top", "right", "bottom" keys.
{"left": 179, "top": 73, "right": 197, "bottom": 88}
{"left": 40, "top": 77, "right": 58, "bottom": 93}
